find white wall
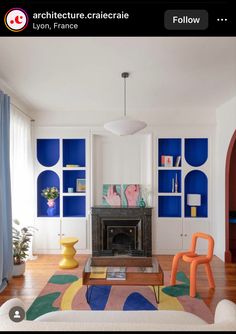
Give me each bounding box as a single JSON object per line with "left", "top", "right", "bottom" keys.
{"left": 0, "top": 78, "right": 35, "bottom": 120}
{"left": 215, "top": 96, "right": 236, "bottom": 260}
{"left": 92, "top": 133, "right": 152, "bottom": 206}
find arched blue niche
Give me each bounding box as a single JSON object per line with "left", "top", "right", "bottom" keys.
{"left": 37, "top": 170, "right": 60, "bottom": 217}
{"left": 185, "top": 138, "right": 208, "bottom": 167}
{"left": 185, "top": 170, "right": 208, "bottom": 218}
{"left": 37, "top": 139, "right": 60, "bottom": 167}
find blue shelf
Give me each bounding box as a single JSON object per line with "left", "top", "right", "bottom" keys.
{"left": 63, "top": 139, "right": 86, "bottom": 167}
{"left": 63, "top": 170, "right": 86, "bottom": 193}
{"left": 37, "top": 170, "right": 60, "bottom": 217}
{"left": 158, "top": 138, "right": 181, "bottom": 167}
{"left": 158, "top": 170, "right": 181, "bottom": 193}
{"left": 185, "top": 170, "right": 208, "bottom": 217}
{"left": 37, "top": 137, "right": 87, "bottom": 219}
{"left": 37, "top": 139, "right": 59, "bottom": 167}
{"left": 185, "top": 138, "right": 208, "bottom": 167}
{"left": 158, "top": 196, "right": 181, "bottom": 217}
{"left": 63, "top": 196, "right": 86, "bottom": 217}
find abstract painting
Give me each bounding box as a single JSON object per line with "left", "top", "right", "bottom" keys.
{"left": 102, "top": 184, "right": 122, "bottom": 207}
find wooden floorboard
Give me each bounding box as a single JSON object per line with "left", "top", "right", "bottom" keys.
{"left": 0, "top": 254, "right": 236, "bottom": 315}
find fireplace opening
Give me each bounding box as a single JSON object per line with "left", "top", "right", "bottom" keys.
{"left": 108, "top": 227, "right": 136, "bottom": 255}
{"left": 102, "top": 219, "right": 142, "bottom": 256}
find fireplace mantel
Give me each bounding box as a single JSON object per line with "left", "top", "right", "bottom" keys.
{"left": 91, "top": 206, "right": 152, "bottom": 266}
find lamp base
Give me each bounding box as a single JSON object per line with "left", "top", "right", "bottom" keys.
{"left": 191, "top": 207, "right": 197, "bottom": 217}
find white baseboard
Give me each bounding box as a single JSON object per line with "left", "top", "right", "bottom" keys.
{"left": 33, "top": 249, "right": 92, "bottom": 255}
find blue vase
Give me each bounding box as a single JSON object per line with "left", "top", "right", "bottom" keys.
{"left": 47, "top": 201, "right": 57, "bottom": 217}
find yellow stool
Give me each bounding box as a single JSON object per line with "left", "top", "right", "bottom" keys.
{"left": 59, "top": 237, "right": 79, "bottom": 269}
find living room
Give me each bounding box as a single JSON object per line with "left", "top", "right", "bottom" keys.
{"left": 0, "top": 13, "right": 236, "bottom": 332}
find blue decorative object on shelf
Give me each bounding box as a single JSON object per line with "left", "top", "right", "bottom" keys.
{"left": 47, "top": 201, "right": 57, "bottom": 217}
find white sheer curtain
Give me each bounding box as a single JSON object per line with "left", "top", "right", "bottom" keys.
{"left": 10, "top": 105, "right": 35, "bottom": 258}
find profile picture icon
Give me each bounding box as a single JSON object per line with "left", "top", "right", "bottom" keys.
{"left": 4, "top": 8, "right": 29, "bottom": 32}
{"left": 9, "top": 306, "right": 25, "bottom": 322}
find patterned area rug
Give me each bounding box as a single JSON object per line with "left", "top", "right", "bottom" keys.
{"left": 26, "top": 269, "right": 214, "bottom": 323}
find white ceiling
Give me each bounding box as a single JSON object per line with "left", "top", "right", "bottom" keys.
{"left": 0, "top": 37, "right": 236, "bottom": 126}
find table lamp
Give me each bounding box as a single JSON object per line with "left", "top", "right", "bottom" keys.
{"left": 187, "top": 194, "right": 201, "bottom": 217}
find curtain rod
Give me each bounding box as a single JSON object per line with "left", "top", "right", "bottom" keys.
{"left": 10, "top": 102, "right": 35, "bottom": 122}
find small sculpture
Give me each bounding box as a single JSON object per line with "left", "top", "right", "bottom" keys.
{"left": 174, "top": 173, "right": 178, "bottom": 193}
{"left": 139, "top": 198, "right": 146, "bottom": 208}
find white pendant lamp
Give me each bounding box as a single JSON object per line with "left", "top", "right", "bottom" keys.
{"left": 104, "top": 72, "right": 147, "bottom": 136}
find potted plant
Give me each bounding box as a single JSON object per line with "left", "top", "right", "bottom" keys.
{"left": 12, "top": 219, "right": 36, "bottom": 277}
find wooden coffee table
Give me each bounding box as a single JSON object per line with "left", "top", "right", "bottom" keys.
{"left": 82, "top": 257, "right": 164, "bottom": 305}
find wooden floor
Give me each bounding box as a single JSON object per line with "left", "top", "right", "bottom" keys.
{"left": 0, "top": 254, "right": 236, "bottom": 315}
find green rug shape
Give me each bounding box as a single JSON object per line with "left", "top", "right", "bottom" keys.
{"left": 26, "top": 292, "right": 60, "bottom": 320}
{"left": 162, "top": 272, "right": 201, "bottom": 299}
{"left": 48, "top": 274, "right": 78, "bottom": 284}
{"left": 176, "top": 271, "right": 190, "bottom": 285}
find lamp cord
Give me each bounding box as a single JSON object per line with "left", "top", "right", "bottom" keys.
{"left": 124, "top": 76, "right": 126, "bottom": 117}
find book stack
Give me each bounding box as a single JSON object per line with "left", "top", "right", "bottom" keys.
{"left": 161, "top": 155, "right": 173, "bottom": 167}
{"left": 160, "top": 155, "right": 181, "bottom": 167}
{"left": 106, "top": 267, "right": 126, "bottom": 280}
{"left": 66, "top": 164, "right": 80, "bottom": 168}
{"left": 174, "top": 156, "right": 181, "bottom": 167}
{"left": 89, "top": 266, "right": 107, "bottom": 279}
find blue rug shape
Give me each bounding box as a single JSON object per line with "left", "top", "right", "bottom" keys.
{"left": 86, "top": 285, "right": 111, "bottom": 310}
{"left": 123, "top": 292, "right": 157, "bottom": 311}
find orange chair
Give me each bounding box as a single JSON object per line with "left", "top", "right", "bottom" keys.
{"left": 170, "top": 232, "right": 215, "bottom": 297}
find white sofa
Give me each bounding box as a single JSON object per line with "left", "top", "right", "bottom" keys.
{"left": 0, "top": 298, "right": 235, "bottom": 331}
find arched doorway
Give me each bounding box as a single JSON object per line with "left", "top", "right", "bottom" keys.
{"left": 225, "top": 130, "right": 236, "bottom": 262}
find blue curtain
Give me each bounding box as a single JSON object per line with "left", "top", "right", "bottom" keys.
{"left": 0, "top": 90, "right": 12, "bottom": 292}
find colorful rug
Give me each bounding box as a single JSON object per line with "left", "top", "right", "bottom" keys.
{"left": 26, "top": 269, "right": 214, "bottom": 323}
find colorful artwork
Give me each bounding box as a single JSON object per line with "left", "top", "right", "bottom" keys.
{"left": 122, "top": 184, "right": 141, "bottom": 207}
{"left": 102, "top": 184, "right": 122, "bottom": 207}
{"left": 102, "top": 184, "right": 141, "bottom": 207}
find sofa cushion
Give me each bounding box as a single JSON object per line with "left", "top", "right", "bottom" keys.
{"left": 35, "top": 309, "right": 207, "bottom": 325}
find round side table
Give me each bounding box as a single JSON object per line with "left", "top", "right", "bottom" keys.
{"left": 59, "top": 237, "right": 79, "bottom": 269}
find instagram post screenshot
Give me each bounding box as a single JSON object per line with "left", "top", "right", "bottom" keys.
{"left": 0, "top": 0, "right": 236, "bottom": 332}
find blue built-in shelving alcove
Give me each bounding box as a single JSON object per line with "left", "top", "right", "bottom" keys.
{"left": 63, "top": 139, "right": 86, "bottom": 167}
{"left": 63, "top": 196, "right": 86, "bottom": 217}
{"left": 185, "top": 170, "right": 208, "bottom": 218}
{"left": 158, "top": 170, "right": 181, "bottom": 193}
{"left": 63, "top": 170, "right": 86, "bottom": 193}
{"left": 37, "top": 170, "right": 60, "bottom": 217}
{"left": 185, "top": 138, "right": 208, "bottom": 167}
{"left": 158, "top": 138, "right": 181, "bottom": 167}
{"left": 37, "top": 139, "right": 60, "bottom": 167}
{"left": 158, "top": 196, "right": 181, "bottom": 217}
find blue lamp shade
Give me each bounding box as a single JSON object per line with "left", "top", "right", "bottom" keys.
{"left": 187, "top": 194, "right": 201, "bottom": 206}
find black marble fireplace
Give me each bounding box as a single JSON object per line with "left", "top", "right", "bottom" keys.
{"left": 91, "top": 206, "right": 152, "bottom": 265}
